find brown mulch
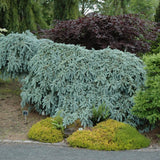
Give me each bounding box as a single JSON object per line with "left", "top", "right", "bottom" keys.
{"left": 0, "top": 80, "right": 45, "bottom": 140}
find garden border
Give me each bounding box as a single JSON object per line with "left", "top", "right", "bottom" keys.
{"left": 0, "top": 139, "right": 160, "bottom": 152}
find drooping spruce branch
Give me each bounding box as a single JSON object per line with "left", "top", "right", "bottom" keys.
{"left": 0, "top": 31, "right": 39, "bottom": 79}
{"left": 20, "top": 40, "right": 146, "bottom": 127}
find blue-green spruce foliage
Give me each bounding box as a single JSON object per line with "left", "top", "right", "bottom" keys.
{"left": 20, "top": 40, "right": 146, "bottom": 127}
{"left": 0, "top": 31, "right": 39, "bottom": 79}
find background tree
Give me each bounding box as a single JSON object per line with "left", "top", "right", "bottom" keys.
{"left": 53, "top": 0, "right": 79, "bottom": 20}
{"left": 36, "top": 0, "right": 54, "bottom": 26}
{"left": 155, "top": 0, "right": 160, "bottom": 22}
{"left": 128, "top": 0, "right": 159, "bottom": 20}
{"left": 87, "top": 0, "right": 159, "bottom": 21}
{"left": 97, "top": 0, "right": 130, "bottom": 15}
{"left": 0, "top": 0, "right": 11, "bottom": 31}
{"left": 0, "top": 0, "right": 47, "bottom": 32}
{"left": 79, "top": 0, "right": 101, "bottom": 16}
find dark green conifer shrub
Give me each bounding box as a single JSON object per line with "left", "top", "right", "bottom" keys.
{"left": 149, "top": 34, "right": 160, "bottom": 55}
{"left": 67, "top": 119, "right": 150, "bottom": 150}
{"left": 133, "top": 53, "right": 160, "bottom": 125}
{"left": 0, "top": 31, "right": 39, "bottom": 79}
{"left": 20, "top": 40, "right": 146, "bottom": 127}
{"left": 38, "top": 14, "right": 159, "bottom": 55}
{"left": 28, "top": 117, "right": 64, "bottom": 143}
{"left": 155, "top": 1, "right": 160, "bottom": 23}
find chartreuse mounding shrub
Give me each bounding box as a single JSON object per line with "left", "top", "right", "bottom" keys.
{"left": 20, "top": 39, "right": 146, "bottom": 128}
{"left": 28, "top": 117, "right": 64, "bottom": 143}
{"left": 0, "top": 31, "right": 40, "bottom": 80}
{"left": 67, "top": 119, "right": 150, "bottom": 151}
{"left": 132, "top": 53, "right": 160, "bottom": 125}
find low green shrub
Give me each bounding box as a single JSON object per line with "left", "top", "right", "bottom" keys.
{"left": 91, "top": 103, "right": 110, "bottom": 126}
{"left": 28, "top": 117, "right": 64, "bottom": 143}
{"left": 52, "top": 115, "right": 64, "bottom": 132}
{"left": 67, "top": 119, "right": 150, "bottom": 151}
{"left": 133, "top": 53, "right": 160, "bottom": 125}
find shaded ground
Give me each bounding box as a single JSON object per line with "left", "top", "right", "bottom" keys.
{"left": 0, "top": 79, "right": 160, "bottom": 146}
{"left": 0, "top": 79, "right": 45, "bottom": 140}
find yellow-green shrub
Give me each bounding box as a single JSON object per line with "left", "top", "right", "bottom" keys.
{"left": 28, "top": 117, "right": 64, "bottom": 143}
{"left": 67, "top": 119, "right": 150, "bottom": 151}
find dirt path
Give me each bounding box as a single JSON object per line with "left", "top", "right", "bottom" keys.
{"left": 0, "top": 80, "right": 45, "bottom": 140}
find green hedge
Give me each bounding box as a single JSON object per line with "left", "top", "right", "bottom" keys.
{"left": 133, "top": 53, "right": 160, "bottom": 124}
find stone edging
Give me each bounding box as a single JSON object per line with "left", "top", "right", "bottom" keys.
{"left": 0, "top": 139, "right": 68, "bottom": 147}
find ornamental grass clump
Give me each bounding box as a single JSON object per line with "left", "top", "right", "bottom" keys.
{"left": 28, "top": 117, "right": 64, "bottom": 143}
{"left": 0, "top": 31, "right": 39, "bottom": 79}
{"left": 67, "top": 119, "right": 150, "bottom": 151}
{"left": 21, "top": 40, "right": 146, "bottom": 128}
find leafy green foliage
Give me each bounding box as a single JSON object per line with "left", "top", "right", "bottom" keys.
{"left": 38, "top": 14, "right": 159, "bottom": 55}
{"left": 82, "top": 0, "right": 159, "bottom": 21}
{"left": 79, "top": 0, "right": 101, "bottom": 16}
{"left": 20, "top": 40, "right": 146, "bottom": 127}
{"left": 28, "top": 117, "right": 64, "bottom": 143}
{"left": 53, "top": 0, "right": 79, "bottom": 20}
{"left": 149, "top": 35, "right": 160, "bottom": 55}
{"left": 128, "top": 0, "right": 158, "bottom": 21}
{"left": 91, "top": 103, "right": 110, "bottom": 126}
{"left": 39, "top": 0, "right": 54, "bottom": 25}
{"left": 67, "top": 119, "right": 150, "bottom": 150}
{"left": 133, "top": 53, "right": 160, "bottom": 124}
{"left": 52, "top": 114, "right": 64, "bottom": 132}
{"left": 0, "top": 0, "right": 47, "bottom": 33}
{"left": 96, "top": 0, "right": 130, "bottom": 16}
{"left": 155, "top": 0, "right": 160, "bottom": 22}
{"left": 0, "top": 31, "right": 39, "bottom": 79}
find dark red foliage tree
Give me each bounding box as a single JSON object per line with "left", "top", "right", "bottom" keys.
{"left": 38, "top": 14, "right": 159, "bottom": 55}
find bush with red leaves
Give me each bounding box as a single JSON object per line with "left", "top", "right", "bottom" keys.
{"left": 38, "top": 14, "right": 159, "bottom": 55}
